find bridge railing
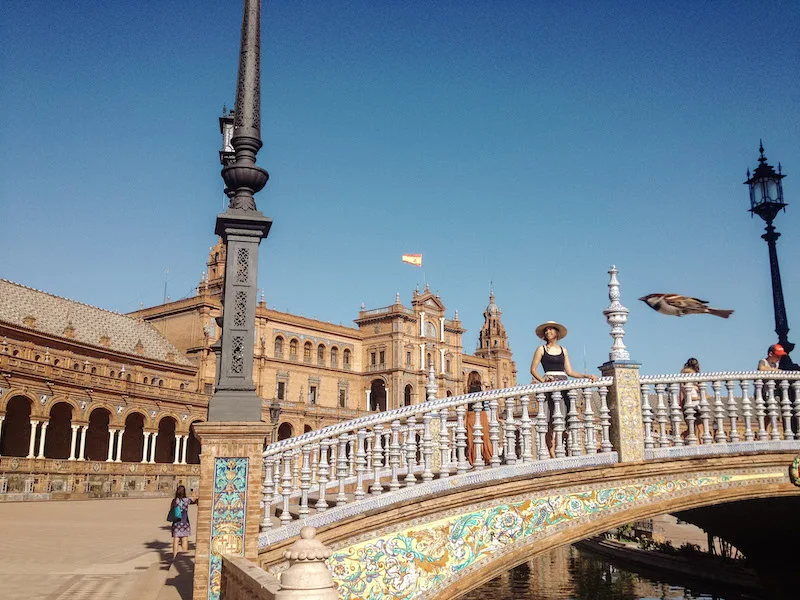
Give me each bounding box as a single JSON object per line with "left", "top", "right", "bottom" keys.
{"left": 260, "top": 376, "right": 612, "bottom": 529}
{"left": 640, "top": 370, "right": 800, "bottom": 457}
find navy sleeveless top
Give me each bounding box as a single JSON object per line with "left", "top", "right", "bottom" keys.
{"left": 540, "top": 345, "right": 565, "bottom": 372}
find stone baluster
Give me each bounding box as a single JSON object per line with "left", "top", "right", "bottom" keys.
{"left": 404, "top": 416, "right": 417, "bottom": 485}
{"left": 273, "top": 455, "right": 282, "bottom": 505}
{"left": 106, "top": 428, "right": 116, "bottom": 462}
{"left": 765, "top": 380, "right": 780, "bottom": 440}
{"left": 741, "top": 380, "right": 754, "bottom": 442}
{"left": 519, "top": 395, "right": 533, "bottom": 463}
{"left": 149, "top": 432, "right": 158, "bottom": 463}
{"left": 668, "top": 383, "right": 683, "bottom": 446}
{"left": 754, "top": 379, "right": 767, "bottom": 440}
{"left": 173, "top": 435, "right": 181, "bottom": 464}
{"left": 292, "top": 448, "right": 301, "bottom": 490}
{"left": 141, "top": 431, "right": 151, "bottom": 463}
{"left": 27, "top": 421, "right": 38, "bottom": 459}
{"left": 354, "top": 429, "right": 367, "bottom": 500}
{"left": 683, "top": 383, "right": 697, "bottom": 446}
{"left": 535, "top": 393, "right": 549, "bottom": 460}
{"left": 780, "top": 380, "right": 793, "bottom": 440}
{"left": 77, "top": 425, "right": 87, "bottom": 461}
{"left": 370, "top": 424, "right": 384, "bottom": 493}
{"left": 261, "top": 457, "right": 275, "bottom": 529}
{"left": 398, "top": 428, "right": 407, "bottom": 470}
{"left": 68, "top": 425, "right": 79, "bottom": 461}
{"left": 640, "top": 384, "right": 654, "bottom": 449}
{"left": 455, "top": 405, "right": 468, "bottom": 474}
{"left": 438, "top": 407, "right": 451, "bottom": 477}
{"left": 654, "top": 384, "right": 669, "bottom": 447}
{"left": 335, "top": 434, "right": 348, "bottom": 506}
{"left": 280, "top": 451, "right": 293, "bottom": 524}
{"left": 698, "top": 385, "right": 712, "bottom": 445}
{"left": 471, "top": 400, "right": 485, "bottom": 469}
{"left": 503, "top": 397, "right": 517, "bottom": 465}
{"left": 583, "top": 388, "right": 597, "bottom": 453}
{"left": 712, "top": 380, "right": 726, "bottom": 443}
{"left": 793, "top": 381, "right": 800, "bottom": 438}
{"left": 567, "top": 388, "right": 581, "bottom": 456}
{"left": 598, "top": 387, "right": 612, "bottom": 453}
{"left": 365, "top": 435, "right": 373, "bottom": 472}
{"left": 347, "top": 437, "right": 355, "bottom": 477}
{"left": 316, "top": 440, "right": 330, "bottom": 511}
{"left": 421, "top": 414, "right": 434, "bottom": 482}
{"left": 487, "top": 399, "right": 501, "bottom": 468}
{"left": 389, "top": 420, "right": 401, "bottom": 490}
{"left": 726, "top": 380, "right": 740, "bottom": 442}
{"left": 383, "top": 431, "right": 391, "bottom": 468}
{"left": 310, "top": 443, "right": 319, "bottom": 487}
{"left": 298, "top": 446, "right": 312, "bottom": 518}
{"left": 36, "top": 421, "right": 49, "bottom": 459}
{"left": 552, "top": 390, "right": 566, "bottom": 458}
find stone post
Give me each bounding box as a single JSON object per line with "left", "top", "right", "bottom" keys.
{"left": 275, "top": 526, "right": 337, "bottom": 600}
{"left": 192, "top": 422, "right": 269, "bottom": 600}
{"left": 600, "top": 266, "right": 644, "bottom": 462}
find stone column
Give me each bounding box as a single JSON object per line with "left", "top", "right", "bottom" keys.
{"left": 0, "top": 416, "right": 4, "bottom": 456}
{"left": 106, "top": 429, "right": 116, "bottom": 462}
{"left": 27, "top": 420, "right": 38, "bottom": 458}
{"left": 192, "top": 421, "right": 269, "bottom": 600}
{"left": 141, "top": 431, "right": 151, "bottom": 463}
{"left": 77, "top": 425, "right": 87, "bottom": 461}
{"left": 68, "top": 425, "right": 79, "bottom": 460}
{"left": 600, "top": 265, "right": 644, "bottom": 462}
{"left": 149, "top": 432, "right": 158, "bottom": 463}
{"left": 173, "top": 435, "right": 181, "bottom": 464}
{"left": 115, "top": 429, "right": 124, "bottom": 462}
{"left": 180, "top": 435, "right": 188, "bottom": 465}
{"left": 36, "top": 421, "right": 49, "bottom": 459}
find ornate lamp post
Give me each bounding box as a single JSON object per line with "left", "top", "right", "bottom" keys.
{"left": 269, "top": 398, "right": 281, "bottom": 443}
{"left": 745, "top": 142, "right": 792, "bottom": 350}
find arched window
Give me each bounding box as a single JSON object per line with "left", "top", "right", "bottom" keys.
{"left": 303, "top": 342, "right": 312, "bottom": 363}
{"left": 289, "top": 339, "right": 298, "bottom": 360}
{"left": 317, "top": 344, "right": 325, "bottom": 365}
{"left": 73, "top": 363, "right": 80, "bottom": 370}
{"left": 158, "top": 379, "right": 164, "bottom": 387}
{"left": 343, "top": 349, "right": 351, "bottom": 369}
{"left": 34, "top": 354, "right": 41, "bottom": 362}
{"left": 53, "top": 359, "right": 60, "bottom": 366}
{"left": 110, "top": 370, "right": 116, "bottom": 378}
{"left": 126, "top": 373, "right": 132, "bottom": 381}
{"left": 274, "top": 336, "right": 284, "bottom": 357}
{"left": 179, "top": 383, "right": 185, "bottom": 391}
{"left": 404, "top": 385, "right": 412, "bottom": 407}
{"left": 330, "top": 347, "right": 338, "bottom": 367}
{"left": 143, "top": 377, "right": 149, "bottom": 385}
{"left": 91, "top": 367, "right": 97, "bottom": 375}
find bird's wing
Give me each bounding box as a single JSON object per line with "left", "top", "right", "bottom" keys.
{"left": 665, "top": 294, "right": 709, "bottom": 309}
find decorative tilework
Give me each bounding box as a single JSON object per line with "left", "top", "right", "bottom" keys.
{"left": 208, "top": 457, "right": 248, "bottom": 600}
{"left": 327, "top": 471, "right": 785, "bottom": 600}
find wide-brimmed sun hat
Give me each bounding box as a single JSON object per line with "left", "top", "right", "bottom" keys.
{"left": 535, "top": 321, "right": 567, "bottom": 340}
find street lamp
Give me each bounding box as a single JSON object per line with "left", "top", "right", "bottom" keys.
{"left": 269, "top": 399, "right": 281, "bottom": 444}
{"left": 745, "top": 141, "right": 792, "bottom": 349}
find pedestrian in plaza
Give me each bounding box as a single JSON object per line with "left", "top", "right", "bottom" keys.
{"left": 169, "top": 484, "right": 198, "bottom": 559}
{"left": 758, "top": 344, "right": 787, "bottom": 371}
{"left": 530, "top": 321, "right": 597, "bottom": 457}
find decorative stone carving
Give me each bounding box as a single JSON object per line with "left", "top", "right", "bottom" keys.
{"left": 602, "top": 265, "right": 630, "bottom": 361}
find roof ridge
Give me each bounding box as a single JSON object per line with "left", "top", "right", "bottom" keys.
{"left": 0, "top": 278, "right": 141, "bottom": 321}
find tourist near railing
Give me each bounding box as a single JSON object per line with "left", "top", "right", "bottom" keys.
{"left": 640, "top": 371, "right": 800, "bottom": 457}
{"left": 260, "top": 374, "right": 612, "bottom": 529}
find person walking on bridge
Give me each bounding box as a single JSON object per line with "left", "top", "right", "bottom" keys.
{"left": 530, "top": 321, "right": 597, "bottom": 457}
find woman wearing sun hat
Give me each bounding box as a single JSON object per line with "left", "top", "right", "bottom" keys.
{"left": 530, "top": 321, "right": 597, "bottom": 456}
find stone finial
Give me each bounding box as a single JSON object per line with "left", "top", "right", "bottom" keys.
{"left": 395, "top": 292, "right": 401, "bottom": 304}
{"left": 602, "top": 265, "right": 630, "bottom": 361}
{"left": 426, "top": 362, "right": 438, "bottom": 401}
{"left": 275, "top": 526, "right": 337, "bottom": 600}
{"left": 453, "top": 309, "right": 459, "bottom": 321}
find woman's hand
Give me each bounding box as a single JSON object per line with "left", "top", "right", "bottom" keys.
{"left": 543, "top": 374, "right": 554, "bottom": 382}
{"left": 587, "top": 374, "right": 598, "bottom": 382}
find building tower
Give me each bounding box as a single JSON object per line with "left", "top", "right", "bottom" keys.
{"left": 474, "top": 288, "right": 517, "bottom": 389}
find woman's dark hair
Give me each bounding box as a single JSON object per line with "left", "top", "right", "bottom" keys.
{"left": 684, "top": 357, "right": 700, "bottom": 372}
{"left": 174, "top": 485, "right": 187, "bottom": 500}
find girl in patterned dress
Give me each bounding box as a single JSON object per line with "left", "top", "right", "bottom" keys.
{"left": 170, "top": 485, "right": 198, "bottom": 559}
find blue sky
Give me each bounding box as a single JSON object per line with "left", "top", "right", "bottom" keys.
{"left": 2, "top": 1, "right": 799, "bottom": 377}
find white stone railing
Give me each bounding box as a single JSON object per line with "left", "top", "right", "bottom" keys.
{"left": 640, "top": 370, "right": 800, "bottom": 458}
{"left": 260, "top": 377, "right": 612, "bottom": 529}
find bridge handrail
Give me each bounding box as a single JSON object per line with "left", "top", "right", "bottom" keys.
{"left": 263, "top": 376, "right": 612, "bottom": 458}
{"left": 640, "top": 370, "right": 800, "bottom": 384}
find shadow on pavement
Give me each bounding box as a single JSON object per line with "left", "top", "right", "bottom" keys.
{"left": 165, "top": 551, "right": 195, "bottom": 600}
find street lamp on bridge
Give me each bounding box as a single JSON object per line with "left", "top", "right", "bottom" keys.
{"left": 745, "top": 141, "right": 792, "bottom": 350}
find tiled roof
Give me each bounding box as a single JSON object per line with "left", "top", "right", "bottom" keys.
{"left": 0, "top": 279, "right": 193, "bottom": 367}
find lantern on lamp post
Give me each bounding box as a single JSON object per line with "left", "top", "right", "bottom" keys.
{"left": 745, "top": 141, "right": 792, "bottom": 350}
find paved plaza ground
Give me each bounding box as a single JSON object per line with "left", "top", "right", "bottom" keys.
{"left": 0, "top": 498, "right": 196, "bottom": 600}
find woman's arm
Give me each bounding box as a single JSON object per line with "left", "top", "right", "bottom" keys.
{"left": 563, "top": 348, "right": 598, "bottom": 381}
{"left": 530, "top": 346, "right": 545, "bottom": 383}
{"left": 757, "top": 358, "right": 778, "bottom": 371}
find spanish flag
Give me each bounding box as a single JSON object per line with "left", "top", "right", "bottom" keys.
{"left": 402, "top": 253, "right": 423, "bottom": 267}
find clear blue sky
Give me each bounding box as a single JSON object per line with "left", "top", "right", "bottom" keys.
{"left": 2, "top": 1, "right": 799, "bottom": 377}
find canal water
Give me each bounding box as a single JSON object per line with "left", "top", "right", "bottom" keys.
{"left": 459, "top": 545, "right": 759, "bottom": 600}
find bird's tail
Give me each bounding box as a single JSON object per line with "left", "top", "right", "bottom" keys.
{"left": 709, "top": 308, "right": 734, "bottom": 319}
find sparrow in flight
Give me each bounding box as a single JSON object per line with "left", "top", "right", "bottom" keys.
{"left": 639, "top": 293, "right": 734, "bottom": 319}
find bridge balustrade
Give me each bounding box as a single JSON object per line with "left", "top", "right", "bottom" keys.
{"left": 260, "top": 377, "right": 612, "bottom": 531}
{"left": 640, "top": 371, "right": 800, "bottom": 458}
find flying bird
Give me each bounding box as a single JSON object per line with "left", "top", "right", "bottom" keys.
{"left": 639, "top": 293, "right": 734, "bottom": 319}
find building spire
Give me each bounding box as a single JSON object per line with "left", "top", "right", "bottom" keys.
{"left": 221, "top": 0, "right": 268, "bottom": 212}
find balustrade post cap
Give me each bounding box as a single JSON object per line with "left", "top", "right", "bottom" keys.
{"left": 283, "top": 526, "right": 333, "bottom": 561}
